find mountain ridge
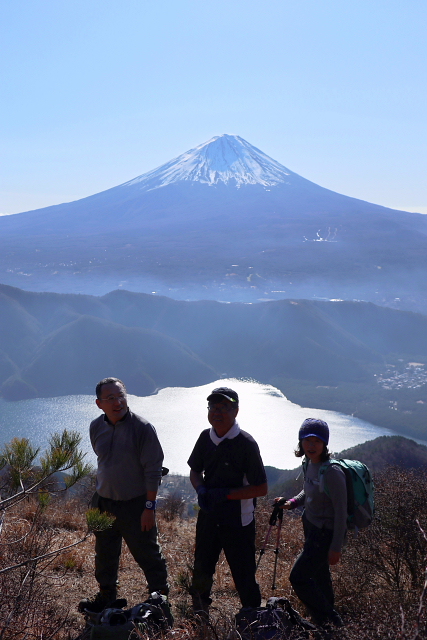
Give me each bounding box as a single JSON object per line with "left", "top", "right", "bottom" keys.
{"left": 1, "top": 283, "right": 427, "bottom": 422}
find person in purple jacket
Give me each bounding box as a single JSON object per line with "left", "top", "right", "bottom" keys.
{"left": 275, "top": 418, "right": 346, "bottom": 628}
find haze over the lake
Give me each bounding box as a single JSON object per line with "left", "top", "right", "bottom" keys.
{"left": 0, "top": 378, "right": 416, "bottom": 475}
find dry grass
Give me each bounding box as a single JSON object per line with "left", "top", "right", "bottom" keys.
{"left": 1, "top": 471, "right": 427, "bottom": 639}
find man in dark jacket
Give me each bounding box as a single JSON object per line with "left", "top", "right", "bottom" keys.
{"left": 188, "top": 386, "right": 267, "bottom": 618}
{"left": 79, "top": 377, "right": 168, "bottom": 613}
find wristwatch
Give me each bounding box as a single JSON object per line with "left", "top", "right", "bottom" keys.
{"left": 145, "top": 500, "right": 157, "bottom": 510}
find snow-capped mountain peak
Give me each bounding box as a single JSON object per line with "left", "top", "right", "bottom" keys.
{"left": 123, "top": 134, "right": 293, "bottom": 190}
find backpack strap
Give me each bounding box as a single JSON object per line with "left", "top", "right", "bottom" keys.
{"left": 319, "top": 459, "right": 355, "bottom": 520}
{"left": 303, "top": 457, "right": 344, "bottom": 496}
{"left": 302, "top": 457, "right": 334, "bottom": 492}
{"left": 318, "top": 459, "right": 344, "bottom": 495}
{"left": 301, "top": 456, "right": 309, "bottom": 478}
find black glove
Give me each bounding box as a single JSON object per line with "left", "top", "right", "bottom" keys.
{"left": 271, "top": 497, "right": 287, "bottom": 507}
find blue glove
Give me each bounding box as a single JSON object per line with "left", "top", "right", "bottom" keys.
{"left": 196, "top": 485, "right": 212, "bottom": 512}
{"left": 196, "top": 486, "right": 229, "bottom": 512}
{"left": 207, "top": 487, "right": 229, "bottom": 504}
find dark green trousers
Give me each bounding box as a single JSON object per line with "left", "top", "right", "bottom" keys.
{"left": 93, "top": 494, "right": 168, "bottom": 594}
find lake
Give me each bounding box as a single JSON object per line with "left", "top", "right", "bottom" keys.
{"left": 0, "top": 378, "right": 418, "bottom": 475}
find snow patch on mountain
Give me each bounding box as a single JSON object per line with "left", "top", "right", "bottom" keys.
{"left": 123, "top": 134, "right": 294, "bottom": 190}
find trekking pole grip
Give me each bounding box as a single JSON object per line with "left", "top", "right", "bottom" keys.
{"left": 269, "top": 504, "right": 281, "bottom": 526}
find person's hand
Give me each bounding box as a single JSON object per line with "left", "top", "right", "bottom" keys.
{"left": 207, "top": 487, "right": 229, "bottom": 504}
{"left": 274, "top": 497, "right": 293, "bottom": 510}
{"left": 141, "top": 509, "right": 156, "bottom": 531}
{"left": 196, "top": 485, "right": 211, "bottom": 511}
{"left": 328, "top": 550, "right": 341, "bottom": 566}
{"left": 196, "top": 486, "right": 229, "bottom": 512}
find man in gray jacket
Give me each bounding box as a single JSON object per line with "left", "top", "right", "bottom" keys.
{"left": 79, "top": 377, "right": 168, "bottom": 613}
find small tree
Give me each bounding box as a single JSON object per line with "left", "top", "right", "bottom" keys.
{"left": 335, "top": 466, "right": 427, "bottom": 638}
{"left": 0, "top": 430, "right": 115, "bottom": 569}
{"left": 0, "top": 431, "right": 114, "bottom": 639}
{"left": 1, "top": 430, "right": 90, "bottom": 502}
{"left": 160, "top": 491, "right": 186, "bottom": 522}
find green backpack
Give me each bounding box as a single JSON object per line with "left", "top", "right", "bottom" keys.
{"left": 303, "top": 457, "right": 375, "bottom": 531}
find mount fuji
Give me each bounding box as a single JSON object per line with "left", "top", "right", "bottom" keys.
{"left": 2, "top": 134, "right": 427, "bottom": 312}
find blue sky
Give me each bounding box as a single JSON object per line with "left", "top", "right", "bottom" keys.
{"left": 1, "top": 0, "right": 426, "bottom": 214}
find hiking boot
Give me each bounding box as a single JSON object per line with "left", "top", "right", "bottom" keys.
{"left": 78, "top": 587, "right": 121, "bottom": 613}
{"left": 312, "top": 609, "right": 344, "bottom": 629}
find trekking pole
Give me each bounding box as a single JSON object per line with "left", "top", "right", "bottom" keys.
{"left": 271, "top": 507, "right": 283, "bottom": 591}
{"left": 256, "top": 503, "right": 282, "bottom": 571}
{"left": 256, "top": 523, "right": 273, "bottom": 570}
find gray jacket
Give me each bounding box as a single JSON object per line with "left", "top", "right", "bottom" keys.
{"left": 90, "top": 409, "right": 164, "bottom": 501}
{"left": 293, "top": 460, "right": 347, "bottom": 553}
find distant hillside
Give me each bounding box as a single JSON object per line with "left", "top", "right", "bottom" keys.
{"left": 339, "top": 435, "right": 427, "bottom": 472}
{"left": 0, "top": 291, "right": 43, "bottom": 366}
{"left": 1, "top": 314, "right": 215, "bottom": 400}
{"left": 268, "top": 435, "right": 427, "bottom": 498}
{"left": 2, "top": 284, "right": 427, "bottom": 439}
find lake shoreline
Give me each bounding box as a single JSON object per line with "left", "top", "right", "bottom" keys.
{"left": 1, "top": 379, "right": 425, "bottom": 476}
{"left": 3, "top": 374, "right": 424, "bottom": 443}
{"left": 276, "top": 379, "right": 427, "bottom": 443}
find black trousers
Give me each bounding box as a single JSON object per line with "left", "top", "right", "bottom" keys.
{"left": 94, "top": 494, "right": 168, "bottom": 594}
{"left": 289, "top": 514, "right": 334, "bottom": 619}
{"left": 191, "top": 510, "right": 261, "bottom": 608}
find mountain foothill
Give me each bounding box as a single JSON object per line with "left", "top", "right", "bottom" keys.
{"left": 1, "top": 283, "right": 427, "bottom": 439}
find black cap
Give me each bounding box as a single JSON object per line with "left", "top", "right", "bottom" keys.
{"left": 207, "top": 387, "right": 239, "bottom": 404}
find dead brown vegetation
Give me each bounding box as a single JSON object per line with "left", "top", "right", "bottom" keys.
{"left": 1, "top": 467, "right": 427, "bottom": 639}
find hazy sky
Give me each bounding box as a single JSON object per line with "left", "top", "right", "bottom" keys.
{"left": 1, "top": 0, "right": 426, "bottom": 214}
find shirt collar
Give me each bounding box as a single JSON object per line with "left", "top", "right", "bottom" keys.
{"left": 103, "top": 409, "right": 130, "bottom": 426}
{"left": 209, "top": 420, "right": 241, "bottom": 446}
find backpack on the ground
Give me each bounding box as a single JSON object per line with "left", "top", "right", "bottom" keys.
{"left": 83, "top": 592, "right": 173, "bottom": 640}
{"left": 303, "top": 456, "right": 375, "bottom": 530}
{"left": 234, "top": 597, "right": 316, "bottom": 640}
